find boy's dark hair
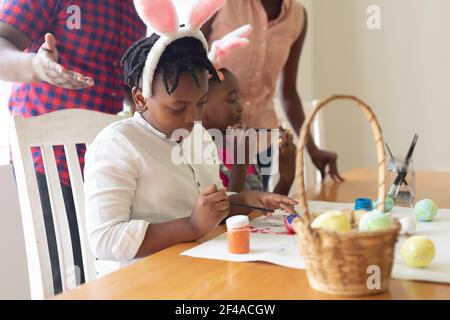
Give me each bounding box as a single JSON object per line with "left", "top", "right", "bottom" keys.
{"left": 121, "top": 33, "right": 219, "bottom": 95}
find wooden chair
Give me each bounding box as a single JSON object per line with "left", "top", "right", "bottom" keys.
{"left": 9, "top": 109, "right": 122, "bottom": 299}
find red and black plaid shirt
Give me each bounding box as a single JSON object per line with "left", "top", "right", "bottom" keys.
{"left": 0, "top": 0, "right": 146, "bottom": 186}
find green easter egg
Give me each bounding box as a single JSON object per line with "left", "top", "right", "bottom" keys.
{"left": 384, "top": 196, "right": 395, "bottom": 212}
{"left": 373, "top": 196, "right": 395, "bottom": 213}
{"left": 359, "top": 210, "right": 393, "bottom": 232}
{"left": 415, "top": 199, "right": 437, "bottom": 222}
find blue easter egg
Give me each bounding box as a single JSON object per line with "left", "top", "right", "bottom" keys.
{"left": 283, "top": 214, "right": 300, "bottom": 234}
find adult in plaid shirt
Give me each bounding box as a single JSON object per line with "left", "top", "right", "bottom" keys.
{"left": 0, "top": 0, "right": 146, "bottom": 294}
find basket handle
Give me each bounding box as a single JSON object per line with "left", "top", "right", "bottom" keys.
{"left": 296, "top": 95, "right": 387, "bottom": 223}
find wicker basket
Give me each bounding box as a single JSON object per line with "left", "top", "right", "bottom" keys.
{"left": 293, "top": 95, "right": 401, "bottom": 296}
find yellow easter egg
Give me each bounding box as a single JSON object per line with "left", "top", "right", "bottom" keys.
{"left": 400, "top": 236, "right": 436, "bottom": 268}
{"left": 311, "top": 210, "right": 352, "bottom": 232}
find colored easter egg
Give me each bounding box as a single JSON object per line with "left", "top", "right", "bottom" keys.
{"left": 358, "top": 210, "right": 393, "bottom": 232}
{"left": 373, "top": 196, "right": 395, "bottom": 213}
{"left": 283, "top": 214, "right": 299, "bottom": 234}
{"left": 384, "top": 196, "right": 395, "bottom": 212}
{"left": 415, "top": 199, "right": 437, "bottom": 222}
{"left": 401, "top": 235, "right": 435, "bottom": 268}
{"left": 399, "top": 217, "right": 416, "bottom": 236}
{"left": 311, "top": 211, "right": 352, "bottom": 232}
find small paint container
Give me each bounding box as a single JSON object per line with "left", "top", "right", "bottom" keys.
{"left": 226, "top": 215, "right": 250, "bottom": 254}
{"left": 354, "top": 198, "right": 373, "bottom": 211}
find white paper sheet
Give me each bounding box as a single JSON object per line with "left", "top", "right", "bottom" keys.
{"left": 181, "top": 201, "right": 450, "bottom": 284}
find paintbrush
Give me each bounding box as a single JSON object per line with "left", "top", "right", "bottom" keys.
{"left": 229, "top": 202, "right": 274, "bottom": 213}
{"left": 230, "top": 202, "right": 300, "bottom": 216}
{"left": 386, "top": 142, "right": 409, "bottom": 186}
{"left": 388, "top": 134, "right": 419, "bottom": 197}
{"left": 385, "top": 143, "right": 395, "bottom": 160}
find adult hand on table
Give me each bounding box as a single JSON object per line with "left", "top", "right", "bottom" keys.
{"left": 309, "top": 147, "right": 345, "bottom": 182}
{"left": 31, "top": 33, "right": 94, "bottom": 90}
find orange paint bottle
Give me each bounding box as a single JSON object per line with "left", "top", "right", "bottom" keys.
{"left": 226, "top": 215, "right": 250, "bottom": 254}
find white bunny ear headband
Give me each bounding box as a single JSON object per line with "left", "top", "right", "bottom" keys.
{"left": 208, "top": 24, "right": 253, "bottom": 80}
{"left": 134, "top": 0, "right": 227, "bottom": 98}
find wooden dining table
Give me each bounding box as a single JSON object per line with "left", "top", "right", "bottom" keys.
{"left": 55, "top": 168, "right": 450, "bottom": 300}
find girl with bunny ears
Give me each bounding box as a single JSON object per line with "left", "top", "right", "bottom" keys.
{"left": 84, "top": 0, "right": 297, "bottom": 274}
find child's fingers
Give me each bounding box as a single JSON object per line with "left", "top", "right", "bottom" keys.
{"left": 213, "top": 200, "right": 230, "bottom": 212}
{"left": 279, "top": 202, "right": 295, "bottom": 214}
{"left": 277, "top": 195, "right": 299, "bottom": 213}
{"left": 206, "top": 189, "right": 228, "bottom": 203}
{"left": 201, "top": 184, "right": 218, "bottom": 196}
{"left": 265, "top": 195, "right": 297, "bottom": 213}
{"left": 259, "top": 196, "right": 282, "bottom": 210}
{"left": 261, "top": 194, "right": 298, "bottom": 208}
{"left": 279, "top": 196, "right": 299, "bottom": 206}
{"left": 269, "top": 193, "right": 298, "bottom": 205}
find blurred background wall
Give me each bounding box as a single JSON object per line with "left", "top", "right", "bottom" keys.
{"left": 298, "top": 0, "right": 449, "bottom": 172}
{"left": 176, "top": 0, "right": 450, "bottom": 172}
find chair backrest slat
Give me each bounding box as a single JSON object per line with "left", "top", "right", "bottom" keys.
{"left": 64, "top": 144, "right": 96, "bottom": 282}
{"left": 9, "top": 118, "right": 54, "bottom": 299}
{"left": 41, "top": 145, "right": 75, "bottom": 292}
